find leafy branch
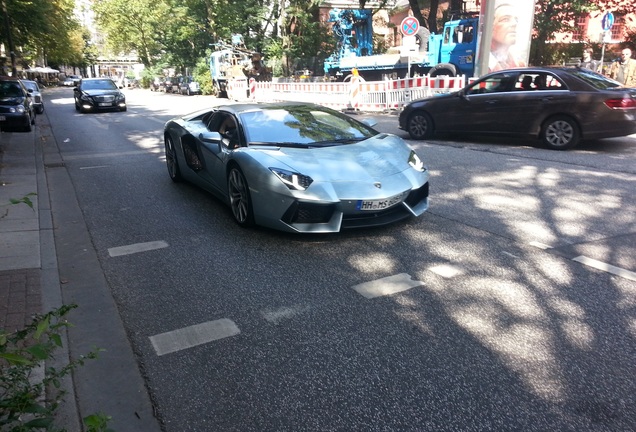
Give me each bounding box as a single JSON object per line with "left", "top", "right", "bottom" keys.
{"left": 0, "top": 304, "right": 112, "bottom": 431}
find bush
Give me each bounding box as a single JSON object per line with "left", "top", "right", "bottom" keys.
{"left": 0, "top": 305, "right": 110, "bottom": 431}
{"left": 193, "top": 55, "right": 214, "bottom": 96}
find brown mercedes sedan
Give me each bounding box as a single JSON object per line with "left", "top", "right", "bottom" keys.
{"left": 399, "top": 67, "right": 636, "bottom": 150}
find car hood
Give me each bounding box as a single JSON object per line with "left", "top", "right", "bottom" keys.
{"left": 255, "top": 134, "right": 414, "bottom": 182}
{"left": 81, "top": 89, "right": 121, "bottom": 97}
{"left": 0, "top": 96, "right": 25, "bottom": 105}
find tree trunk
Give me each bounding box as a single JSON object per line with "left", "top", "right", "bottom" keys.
{"left": 407, "top": 0, "right": 428, "bottom": 30}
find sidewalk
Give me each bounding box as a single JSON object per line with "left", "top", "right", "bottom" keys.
{"left": 1, "top": 109, "right": 162, "bottom": 431}
{"left": 0, "top": 127, "right": 42, "bottom": 330}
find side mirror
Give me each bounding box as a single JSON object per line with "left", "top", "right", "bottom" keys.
{"left": 198, "top": 132, "right": 223, "bottom": 152}
{"left": 361, "top": 118, "right": 377, "bottom": 128}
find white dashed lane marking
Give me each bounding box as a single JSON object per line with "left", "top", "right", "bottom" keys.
{"left": 352, "top": 273, "right": 423, "bottom": 299}
{"left": 429, "top": 264, "right": 464, "bottom": 278}
{"left": 573, "top": 256, "right": 636, "bottom": 282}
{"left": 528, "top": 241, "right": 635, "bottom": 282}
{"left": 108, "top": 240, "right": 169, "bottom": 257}
{"left": 529, "top": 241, "right": 553, "bottom": 250}
{"left": 150, "top": 319, "right": 240, "bottom": 356}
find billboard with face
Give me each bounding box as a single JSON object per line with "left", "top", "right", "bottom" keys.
{"left": 475, "top": 0, "right": 536, "bottom": 76}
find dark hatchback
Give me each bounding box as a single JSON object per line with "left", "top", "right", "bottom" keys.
{"left": 74, "top": 78, "right": 127, "bottom": 113}
{"left": 0, "top": 76, "right": 36, "bottom": 132}
{"left": 399, "top": 67, "right": 636, "bottom": 150}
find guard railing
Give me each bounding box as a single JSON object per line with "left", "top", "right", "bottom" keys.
{"left": 226, "top": 75, "right": 468, "bottom": 112}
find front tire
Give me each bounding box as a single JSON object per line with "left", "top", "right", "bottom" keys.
{"left": 228, "top": 166, "right": 254, "bottom": 227}
{"left": 541, "top": 115, "right": 580, "bottom": 150}
{"left": 429, "top": 63, "right": 457, "bottom": 77}
{"left": 23, "top": 116, "right": 33, "bottom": 132}
{"left": 407, "top": 110, "right": 434, "bottom": 140}
{"left": 164, "top": 135, "right": 183, "bottom": 182}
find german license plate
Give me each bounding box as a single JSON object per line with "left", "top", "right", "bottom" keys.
{"left": 98, "top": 102, "right": 113, "bottom": 107}
{"left": 356, "top": 192, "right": 406, "bottom": 211}
{"left": 0, "top": 116, "right": 5, "bottom": 121}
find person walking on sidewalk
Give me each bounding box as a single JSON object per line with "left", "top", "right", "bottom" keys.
{"left": 608, "top": 48, "right": 636, "bottom": 87}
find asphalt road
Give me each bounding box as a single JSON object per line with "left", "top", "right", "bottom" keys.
{"left": 43, "top": 86, "right": 636, "bottom": 431}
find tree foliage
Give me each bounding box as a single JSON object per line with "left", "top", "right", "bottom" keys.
{"left": 4, "top": 0, "right": 635, "bottom": 77}
{"left": 1, "top": 0, "right": 83, "bottom": 68}
{"left": 530, "top": 0, "right": 636, "bottom": 65}
{"left": 92, "top": 0, "right": 173, "bottom": 67}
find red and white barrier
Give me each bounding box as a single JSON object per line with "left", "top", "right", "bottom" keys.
{"left": 231, "top": 74, "right": 468, "bottom": 112}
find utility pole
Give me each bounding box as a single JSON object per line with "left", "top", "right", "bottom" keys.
{"left": 1, "top": 0, "right": 17, "bottom": 76}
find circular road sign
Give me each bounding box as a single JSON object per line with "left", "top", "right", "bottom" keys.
{"left": 400, "top": 17, "right": 420, "bottom": 37}
{"left": 602, "top": 12, "right": 614, "bottom": 31}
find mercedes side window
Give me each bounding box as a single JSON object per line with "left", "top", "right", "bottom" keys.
{"left": 465, "top": 75, "right": 514, "bottom": 95}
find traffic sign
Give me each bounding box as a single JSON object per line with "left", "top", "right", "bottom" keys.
{"left": 602, "top": 12, "right": 614, "bottom": 31}
{"left": 400, "top": 17, "right": 420, "bottom": 37}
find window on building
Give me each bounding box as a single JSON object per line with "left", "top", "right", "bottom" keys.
{"left": 572, "top": 15, "right": 588, "bottom": 41}
{"left": 610, "top": 15, "right": 625, "bottom": 40}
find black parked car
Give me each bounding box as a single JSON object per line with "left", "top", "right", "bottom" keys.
{"left": 0, "top": 76, "right": 36, "bottom": 132}
{"left": 74, "top": 78, "right": 127, "bottom": 113}
{"left": 178, "top": 76, "right": 201, "bottom": 95}
{"left": 399, "top": 67, "right": 636, "bottom": 150}
{"left": 160, "top": 78, "right": 175, "bottom": 93}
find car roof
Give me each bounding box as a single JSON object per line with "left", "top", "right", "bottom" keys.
{"left": 0, "top": 75, "right": 21, "bottom": 82}
{"left": 483, "top": 66, "right": 594, "bottom": 77}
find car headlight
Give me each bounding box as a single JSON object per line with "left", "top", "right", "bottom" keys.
{"left": 14, "top": 105, "right": 26, "bottom": 114}
{"left": 408, "top": 150, "right": 426, "bottom": 172}
{"left": 270, "top": 168, "right": 313, "bottom": 191}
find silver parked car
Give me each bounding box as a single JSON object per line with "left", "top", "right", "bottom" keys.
{"left": 164, "top": 102, "right": 430, "bottom": 233}
{"left": 20, "top": 79, "right": 44, "bottom": 114}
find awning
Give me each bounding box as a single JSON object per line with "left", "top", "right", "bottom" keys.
{"left": 26, "top": 66, "right": 59, "bottom": 74}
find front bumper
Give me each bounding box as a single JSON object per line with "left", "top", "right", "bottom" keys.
{"left": 259, "top": 181, "right": 430, "bottom": 234}
{"left": 0, "top": 110, "right": 30, "bottom": 130}
{"left": 79, "top": 96, "right": 126, "bottom": 111}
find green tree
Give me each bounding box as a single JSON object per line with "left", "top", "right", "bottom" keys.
{"left": 531, "top": 0, "right": 597, "bottom": 65}
{"left": 1, "top": 0, "right": 82, "bottom": 68}
{"left": 531, "top": 0, "right": 636, "bottom": 65}
{"left": 93, "top": 0, "right": 173, "bottom": 67}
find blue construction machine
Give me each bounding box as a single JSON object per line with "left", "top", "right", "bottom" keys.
{"left": 323, "top": 9, "right": 479, "bottom": 81}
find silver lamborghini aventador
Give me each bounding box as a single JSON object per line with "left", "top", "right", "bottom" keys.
{"left": 163, "top": 102, "right": 429, "bottom": 233}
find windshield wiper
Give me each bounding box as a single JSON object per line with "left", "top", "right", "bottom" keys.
{"left": 313, "top": 137, "right": 368, "bottom": 146}
{"left": 249, "top": 141, "right": 311, "bottom": 148}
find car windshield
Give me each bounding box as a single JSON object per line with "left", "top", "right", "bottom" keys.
{"left": 82, "top": 79, "right": 118, "bottom": 90}
{"left": 22, "top": 81, "right": 39, "bottom": 92}
{"left": 0, "top": 82, "right": 24, "bottom": 98}
{"left": 569, "top": 69, "right": 623, "bottom": 90}
{"left": 239, "top": 106, "right": 377, "bottom": 146}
